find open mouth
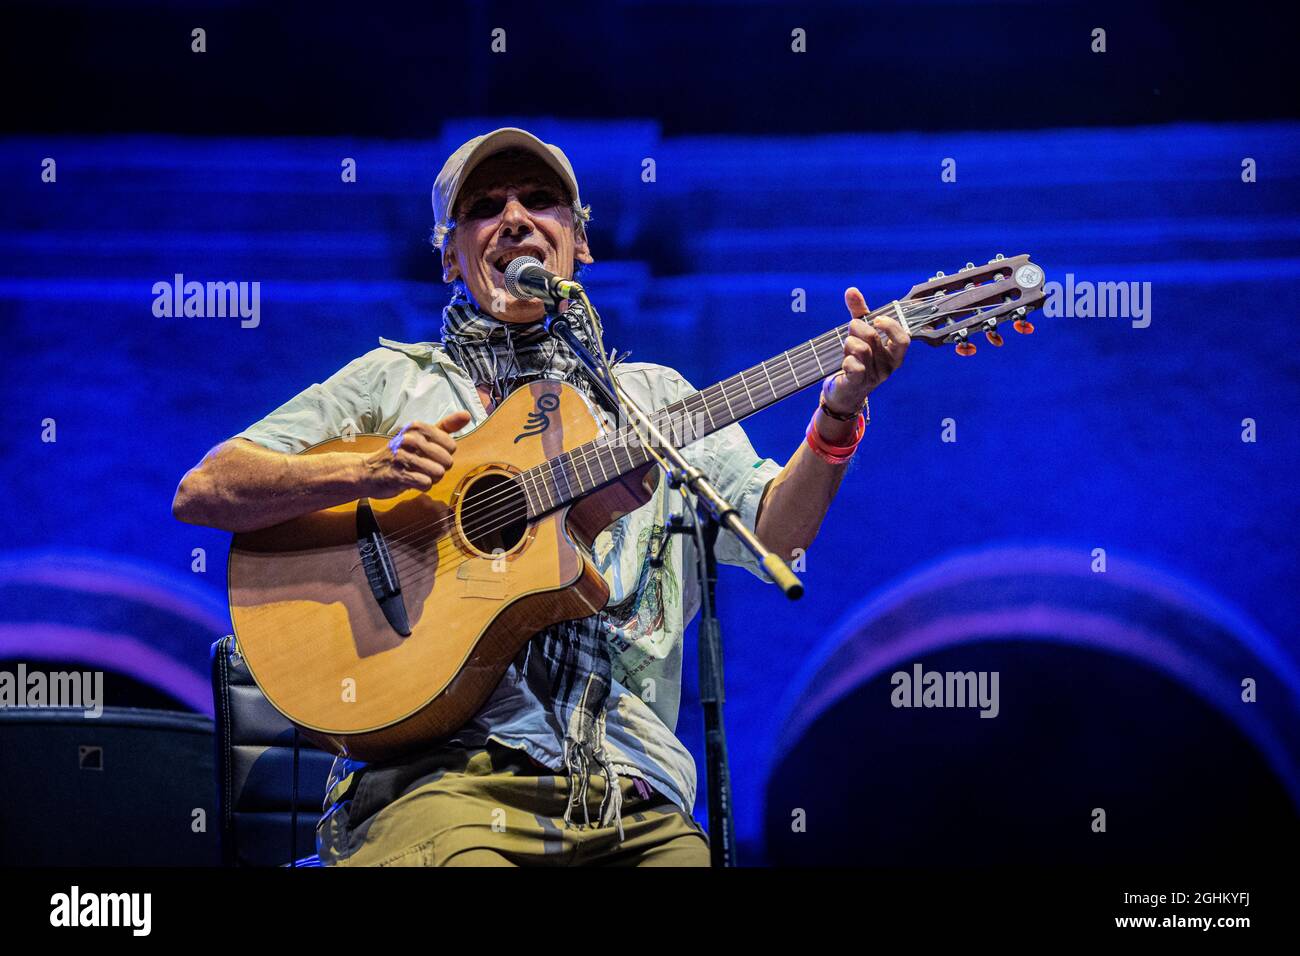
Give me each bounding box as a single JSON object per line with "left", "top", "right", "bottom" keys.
{"left": 490, "top": 247, "right": 548, "bottom": 275}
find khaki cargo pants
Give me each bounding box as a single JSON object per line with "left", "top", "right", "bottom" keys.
{"left": 321, "top": 743, "right": 711, "bottom": 867}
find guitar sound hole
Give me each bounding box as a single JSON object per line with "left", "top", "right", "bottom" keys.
{"left": 460, "top": 472, "right": 529, "bottom": 556}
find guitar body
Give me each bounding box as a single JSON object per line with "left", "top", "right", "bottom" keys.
{"left": 228, "top": 380, "right": 656, "bottom": 761}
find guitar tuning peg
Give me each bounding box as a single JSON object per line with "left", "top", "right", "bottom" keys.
{"left": 994, "top": 253, "right": 1005, "bottom": 261}
{"left": 1013, "top": 318, "right": 1035, "bottom": 334}
{"left": 955, "top": 341, "right": 977, "bottom": 356}
{"left": 964, "top": 262, "right": 975, "bottom": 271}
{"left": 985, "top": 329, "right": 1004, "bottom": 347}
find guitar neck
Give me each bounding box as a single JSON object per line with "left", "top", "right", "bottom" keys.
{"left": 514, "top": 254, "right": 1047, "bottom": 516}
{"left": 518, "top": 316, "right": 869, "bottom": 518}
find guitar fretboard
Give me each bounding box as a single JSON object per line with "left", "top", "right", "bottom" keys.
{"left": 517, "top": 323, "right": 854, "bottom": 517}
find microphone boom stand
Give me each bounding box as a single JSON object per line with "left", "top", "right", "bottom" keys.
{"left": 544, "top": 300, "right": 803, "bottom": 868}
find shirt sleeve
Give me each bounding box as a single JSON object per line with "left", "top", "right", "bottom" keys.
{"left": 633, "top": 364, "right": 784, "bottom": 581}
{"left": 233, "top": 350, "right": 385, "bottom": 454}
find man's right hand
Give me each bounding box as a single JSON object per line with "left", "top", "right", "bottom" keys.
{"left": 360, "top": 410, "right": 473, "bottom": 498}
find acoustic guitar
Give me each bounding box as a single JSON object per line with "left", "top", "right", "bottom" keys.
{"left": 228, "top": 255, "right": 1046, "bottom": 760}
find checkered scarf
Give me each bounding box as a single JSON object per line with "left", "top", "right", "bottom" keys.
{"left": 440, "top": 290, "right": 627, "bottom": 840}
{"left": 440, "top": 288, "right": 606, "bottom": 408}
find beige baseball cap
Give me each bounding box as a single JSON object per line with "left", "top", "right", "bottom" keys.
{"left": 432, "top": 127, "right": 582, "bottom": 226}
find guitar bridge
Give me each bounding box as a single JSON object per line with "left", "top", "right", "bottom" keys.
{"left": 356, "top": 499, "right": 411, "bottom": 636}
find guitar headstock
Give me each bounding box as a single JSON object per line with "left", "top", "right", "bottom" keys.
{"left": 899, "top": 254, "right": 1045, "bottom": 355}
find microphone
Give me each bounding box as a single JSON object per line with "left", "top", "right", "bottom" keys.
{"left": 503, "top": 256, "right": 583, "bottom": 304}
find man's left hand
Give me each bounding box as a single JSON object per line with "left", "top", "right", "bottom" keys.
{"left": 821, "top": 286, "right": 911, "bottom": 416}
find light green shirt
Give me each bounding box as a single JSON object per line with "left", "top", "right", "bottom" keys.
{"left": 235, "top": 337, "right": 781, "bottom": 816}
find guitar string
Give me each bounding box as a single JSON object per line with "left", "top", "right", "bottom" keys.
{"left": 372, "top": 283, "right": 1013, "bottom": 555}
{"left": 368, "top": 284, "right": 986, "bottom": 554}
{"left": 364, "top": 311, "right": 888, "bottom": 557}
{"left": 242, "top": 285, "right": 1016, "bottom": 634}
{"left": 238, "top": 286, "right": 1030, "bottom": 626}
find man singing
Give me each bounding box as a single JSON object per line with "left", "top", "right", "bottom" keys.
{"left": 173, "top": 127, "right": 910, "bottom": 866}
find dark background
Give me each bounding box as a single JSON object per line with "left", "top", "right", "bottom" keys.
{"left": 4, "top": 1, "right": 1293, "bottom": 137}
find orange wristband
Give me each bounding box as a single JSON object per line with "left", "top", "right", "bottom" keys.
{"left": 806, "top": 411, "right": 865, "bottom": 465}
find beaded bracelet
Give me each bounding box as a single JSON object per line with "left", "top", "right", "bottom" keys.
{"left": 806, "top": 409, "right": 866, "bottom": 465}
{"left": 819, "top": 393, "right": 870, "bottom": 423}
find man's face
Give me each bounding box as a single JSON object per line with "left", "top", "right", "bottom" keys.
{"left": 443, "top": 150, "right": 593, "bottom": 324}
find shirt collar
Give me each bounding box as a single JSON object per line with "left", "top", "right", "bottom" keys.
{"left": 377, "top": 336, "right": 462, "bottom": 369}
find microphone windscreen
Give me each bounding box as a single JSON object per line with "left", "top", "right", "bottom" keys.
{"left": 503, "top": 256, "right": 544, "bottom": 300}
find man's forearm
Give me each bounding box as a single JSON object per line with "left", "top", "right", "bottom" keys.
{"left": 172, "top": 439, "right": 366, "bottom": 533}
{"left": 754, "top": 407, "right": 857, "bottom": 559}
{"left": 751, "top": 284, "right": 909, "bottom": 559}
